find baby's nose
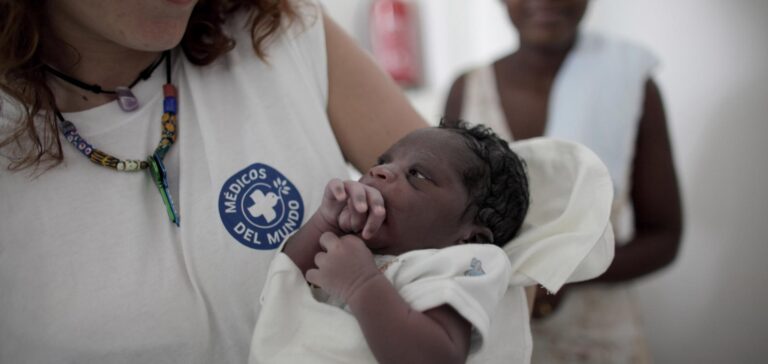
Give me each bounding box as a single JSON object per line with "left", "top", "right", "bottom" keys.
{"left": 369, "top": 164, "right": 396, "bottom": 181}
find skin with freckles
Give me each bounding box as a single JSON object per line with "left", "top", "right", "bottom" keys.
{"left": 43, "top": 0, "right": 198, "bottom": 111}
{"left": 46, "top": 0, "right": 197, "bottom": 54}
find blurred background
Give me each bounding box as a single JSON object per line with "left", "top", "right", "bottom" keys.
{"left": 321, "top": 0, "right": 768, "bottom": 362}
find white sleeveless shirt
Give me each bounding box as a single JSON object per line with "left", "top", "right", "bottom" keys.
{"left": 462, "top": 32, "right": 657, "bottom": 241}
{"left": 0, "top": 2, "right": 349, "bottom": 363}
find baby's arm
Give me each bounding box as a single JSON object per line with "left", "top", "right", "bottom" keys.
{"left": 282, "top": 179, "right": 385, "bottom": 274}
{"left": 306, "top": 233, "right": 471, "bottom": 364}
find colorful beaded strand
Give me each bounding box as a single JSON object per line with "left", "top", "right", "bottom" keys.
{"left": 53, "top": 50, "right": 180, "bottom": 226}
{"left": 56, "top": 113, "right": 149, "bottom": 171}
{"left": 148, "top": 78, "right": 180, "bottom": 226}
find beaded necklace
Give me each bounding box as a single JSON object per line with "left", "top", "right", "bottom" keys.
{"left": 52, "top": 51, "right": 180, "bottom": 226}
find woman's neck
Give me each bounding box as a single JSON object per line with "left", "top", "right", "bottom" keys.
{"left": 42, "top": 22, "right": 163, "bottom": 112}
{"left": 510, "top": 42, "right": 572, "bottom": 78}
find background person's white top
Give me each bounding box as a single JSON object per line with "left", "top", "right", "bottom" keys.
{"left": 0, "top": 2, "right": 350, "bottom": 363}
{"left": 463, "top": 32, "right": 657, "bottom": 241}
{"left": 250, "top": 244, "right": 511, "bottom": 364}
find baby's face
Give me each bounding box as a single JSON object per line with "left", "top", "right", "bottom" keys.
{"left": 359, "top": 128, "right": 480, "bottom": 255}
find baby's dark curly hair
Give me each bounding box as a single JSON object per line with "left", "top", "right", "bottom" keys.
{"left": 439, "top": 119, "right": 530, "bottom": 247}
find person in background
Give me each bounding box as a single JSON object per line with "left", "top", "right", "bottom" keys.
{"left": 0, "top": 0, "right": 425, "bottom": 362}
{"left": 444, "top": 0, "right": 683, "bottom": 362}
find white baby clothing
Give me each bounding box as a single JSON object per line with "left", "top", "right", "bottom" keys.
{"left": 250, "top": 244, "right": 511, "bottom": 364}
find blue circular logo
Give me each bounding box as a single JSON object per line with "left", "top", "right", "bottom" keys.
{"left": 219, "top": 163, "right": 304, "bottom": 250}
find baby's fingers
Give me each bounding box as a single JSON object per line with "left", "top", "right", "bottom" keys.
{"left": 361, "top": 186, "right": 386, "bottom": 239}
{"left": 345, "top": 197, "right": 366, "bottom": 232}
{"left": 338, "top": 206, "right": 355, "bottom": 232}
{"left": 343, "top": 181, "right": 369, "bottom": 213}
{"left": 305, "top": 268, "right": 322, "bottom": 287}
{"left": 325, "top": 178, "right": 347, "bottom": 202}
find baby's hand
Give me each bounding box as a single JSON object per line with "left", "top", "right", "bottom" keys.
{"left": 319, "top": 179, "right": 385, "bottom": 239}
{"left": 305, "top": 232, "right": 381, "bottom": 303}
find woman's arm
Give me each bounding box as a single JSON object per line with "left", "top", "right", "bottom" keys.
{"left": 319, "top": 15, "right": 471, "bottom": 360}
{"left": 443, "top": 74, "right": 467, "bottom": 121}
{"left": 323, "top": 12, "right": 428, "bottom": 171}
{"left": 595, "top": 78, "right": 683, "bottom": 282}
{"left": 534, "top": 79, "right": 683, "bottom": 317}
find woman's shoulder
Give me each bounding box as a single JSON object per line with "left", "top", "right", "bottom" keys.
{"left": 220, "top": 1, "right": 327, "bottom": 78}
{"left": 222, "top": 0, "right": 324, "bottom": 52}
{"left": 206, "top": 1, "right": 328, "bottom": 100}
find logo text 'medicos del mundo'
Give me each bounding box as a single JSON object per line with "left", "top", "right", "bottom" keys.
{"left": 218, "top": 163, "right": 304, "bottom": 250}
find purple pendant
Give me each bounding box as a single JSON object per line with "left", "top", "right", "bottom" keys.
{"left": 115, "top": 86, "right": 139, "bottom": 112}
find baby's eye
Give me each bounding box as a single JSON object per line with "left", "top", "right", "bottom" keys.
{"left": 408, "top": 168, "right": 429, "bottom": 180}
{"left": 375, "top": 156, "right": 388, "bottom": 166}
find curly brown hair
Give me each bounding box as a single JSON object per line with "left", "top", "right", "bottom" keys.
{"left": 0, "top": 0, "right": 300, "bottom": 171}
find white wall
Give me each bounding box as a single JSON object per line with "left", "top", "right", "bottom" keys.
{"left": 585, "top": 1, "right": 768, "bottom": 363}
{"left": 321, "top": 0, "right": 516, "bottom": 120}
{"left": 322, "top": 0, "right": 768, "bottom": 362}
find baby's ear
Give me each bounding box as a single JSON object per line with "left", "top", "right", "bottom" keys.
{"left": 461, "top": 226, "right": 493, "bottom": 245}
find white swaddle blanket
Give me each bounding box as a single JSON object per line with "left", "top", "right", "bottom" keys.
{"left": 251, "top": 244, "right": 512, "bottom": 364}
{"left": 249, "top": 137, "right": 615, "bottom": 364}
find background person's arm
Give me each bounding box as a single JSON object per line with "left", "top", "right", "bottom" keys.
{"left": 533, "top": 79, "right": 683, "bottom": 317}
{"left": 596, "top": 79, "right": 683, "bottom": 281}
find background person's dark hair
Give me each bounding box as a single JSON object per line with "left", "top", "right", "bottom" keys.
{"left": 439, "top": 118, "right": 529, "bottom": 247}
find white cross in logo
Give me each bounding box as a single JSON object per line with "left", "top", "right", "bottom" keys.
{"left": 247, "top": 189, "right": 279, "bottom": 223}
